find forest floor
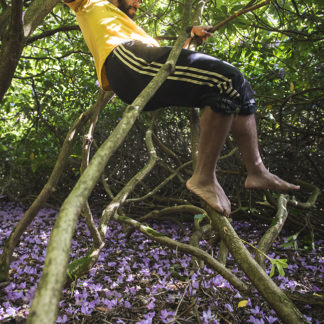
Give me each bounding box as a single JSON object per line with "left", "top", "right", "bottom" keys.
{"left": 0, "top": 201, "right": 323, "bottom": 324}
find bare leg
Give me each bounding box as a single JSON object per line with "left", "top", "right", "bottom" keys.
{"left": 186, "top": 107, "right": 233, "bottom": 216}
{"left": 231, "top": 114, "right": 300, "bottom": 191}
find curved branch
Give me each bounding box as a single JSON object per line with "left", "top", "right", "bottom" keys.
{"left": 210, "top": 0, "right": 271, "bottom": 33}
{"left": 26, "top": 25, "right": 80, "bottom": 44}
{"left": 99, "top": 120, "right": 159, "bottom": 236}
{"left": 23, "top": 0, "right": 60, "bottom": 39}
{"left": 287, "top": 180, "right": 320, "bottom": 209}
{"left": 139, "top": 204, "right": 207, "bottom": 222}
{"left": 256, "top": 194, "right": 288, "bottom": 268}
{"left": 125, "top": 160, "right": 192, "bottom": 203}
{"left": 116, "top": 213, "right": 250, "bottom": 295}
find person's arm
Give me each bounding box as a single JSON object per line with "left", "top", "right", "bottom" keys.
{"left": 183, "top": 25, "right": 213, "bottom": 49}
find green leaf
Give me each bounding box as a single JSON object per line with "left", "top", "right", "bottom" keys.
{"left": 0, "top": 144, "right": 8, "bottom": 151}
{"left": 194, "top": 214, "right": 205, "bottom": 220}
{"left": 280, "top": 241, "right": 294, "bottom": 248}
{"left": 276, "top": 263, "right": 285, "bottom": 277}
{"left": 269, "top": 264, "right": 275, "bottom": 278}
{"left": 270, "top": 259, "right": 289, "bottom": 277}
{"left": 31, "top": 163, "right": 37, "bottom": 173}
{"left": 67, "top": 270, "right": 73, "bottom": 280}
{"left": 280, "top": 232, "right": 301, "bottom": 249}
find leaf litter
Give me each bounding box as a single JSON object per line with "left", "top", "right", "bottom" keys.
{"left": 0, "top": 202, "right": 323, "bottom": 323}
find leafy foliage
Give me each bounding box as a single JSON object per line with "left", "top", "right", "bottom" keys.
{"left": 0, "top": 0, "right": 323, "bottom": 229}
{"left": 269, "top": 258, "right": 288, "bottom": 277}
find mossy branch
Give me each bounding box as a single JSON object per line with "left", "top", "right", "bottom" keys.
{"left": 288, "top": 180, "right": 320, "bottom": 209}
{"left": 99, "top": 120, "right": 158, "bottom": 236}
{"left": 207, "top": 206, "right": 308, "bottom": 324}
{"left": 256, "top": 194, "right": 289, "bottom": 269}
{"left": 115, "top": 213, "right": 249, "bottom": 295}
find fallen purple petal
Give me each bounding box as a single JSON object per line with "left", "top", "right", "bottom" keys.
{"left": 0, "top": 203, "right": 323, "bottom": 323}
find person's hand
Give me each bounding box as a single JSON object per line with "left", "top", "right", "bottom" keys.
{"left": 191, "top": 25, "right": 213, "bottom": 43}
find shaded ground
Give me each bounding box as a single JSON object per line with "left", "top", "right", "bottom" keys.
{"left": 0, "top": 202, "right": 323, "bottom": 323}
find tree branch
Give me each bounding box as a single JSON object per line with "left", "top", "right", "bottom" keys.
{"left": 210, "top": 0, "right": 271, "bottom": 33}
{"left": 125, "top": 161, "right": 192, "bottom": 203}
{"left": 115, "top": 213, "right": 250, "bottom": 295}
{"left": 287, "top": 180, "right": 320, "bottom": 209}
{"left": 255, "top": 194, "right": 288, "bottom": 268}
{"left": 0, "top": 90, "right": 113, "bottom": 282}
{"left": 26, "top": 25, "right": 80, "bottom": 44}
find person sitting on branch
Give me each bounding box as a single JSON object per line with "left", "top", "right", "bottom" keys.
{"left": 64, "top": 0, "right": 300, "bottom": 216}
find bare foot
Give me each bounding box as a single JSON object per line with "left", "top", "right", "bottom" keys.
{"left": 186, "top": 177, "right": 231, "bottom": 216}
{"left": 245, "top": 170, "right": 300, "bottom": 191}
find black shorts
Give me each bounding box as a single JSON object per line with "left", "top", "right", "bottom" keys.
{"left": 105, "top": 40, "right": 257, "bottom": 115}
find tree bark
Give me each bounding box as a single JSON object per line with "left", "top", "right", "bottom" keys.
{"left": 256, "top": 194, "right": 288, "bottom": 269}
{"left": 207, "top": 206, "right": 308, "bottom": 324}
{"left": 0, "top": 0, "right": 60, "bottom": 102}
{"left": 116, "top": 213, "right": 249, "bottom": 294}
{"left": 0, "top": 0, "right": 24, "bottom": 101}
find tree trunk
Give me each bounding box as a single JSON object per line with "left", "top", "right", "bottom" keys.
{"left": 0, "top": 0, "right": 24, "bottom": 101}
{"left": 0, "top": 0, "right": 60, "bottom": 102}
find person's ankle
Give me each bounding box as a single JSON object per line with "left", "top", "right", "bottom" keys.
{"left": 247, "top": 164, "right": 269, "bottom": 177}
{"left": 189, "top": 174, "right": 216, "bottom": 186}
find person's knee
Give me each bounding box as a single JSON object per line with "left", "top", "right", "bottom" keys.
{"left": 200, "top": 95, "right": 238, "bottom": 115}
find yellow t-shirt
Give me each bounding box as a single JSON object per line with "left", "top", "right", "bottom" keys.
{"left": 65, "top": 0, "right": 159, "bottom": 90}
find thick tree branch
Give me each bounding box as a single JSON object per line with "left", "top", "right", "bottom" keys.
{"left": 26, "top": 25, "right": 80, "bottom": 44}
{"left": 0, "top": 0, "right": 24, "bottom": 101}
{"left": 27, "top": 0, "right": 193, "bottom": 318}
{"left": 0, "top": 0, "right": 60, "bottom": 102}
{"left": 210, "top": 0, "right": 271, "bottom": 33}
{"left": 207, "top": 206, "right": 308, "bottom": 324}
{"left": 116, "top": 213, "right": 249, "bottom": 295}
